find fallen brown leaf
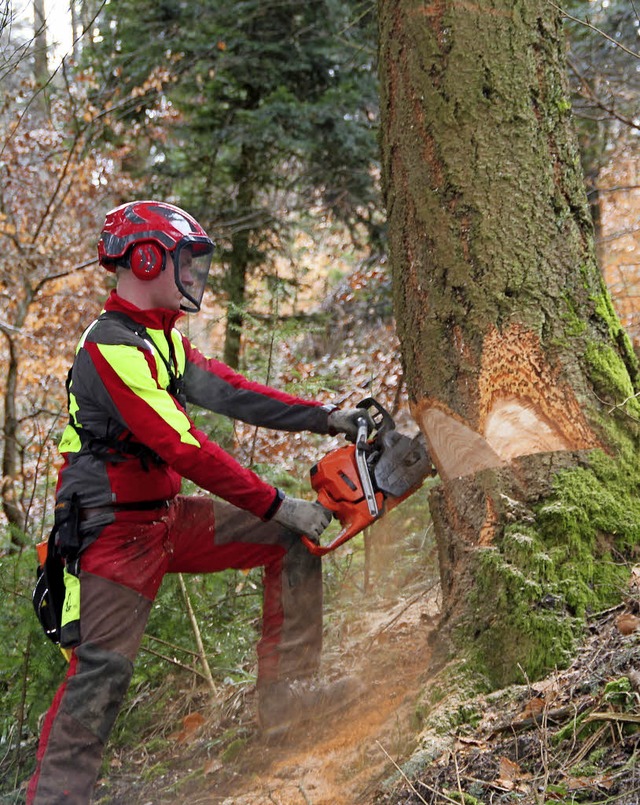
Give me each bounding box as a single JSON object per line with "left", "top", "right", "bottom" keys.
{"left": 615, "top": 613, "right": 640, "bottom": 635}
{"left": 170, "top": 711, "right": 206, "bottom": 744}
{"left": 498, "top": 756, "right": 521, "bottom": 781}
{"left": 203, "top": 758, "right": 223, "bottom": 776}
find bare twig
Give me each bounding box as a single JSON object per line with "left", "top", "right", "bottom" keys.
{"left": 178, "top": 574, "right": 218, "bottom": 696}
{"left": 585, "top": 712, "right": 640, "bottom": 725}
{"left": 548, "top": 1, "right": 640, "bottom": 60}
{"left": 453, "top": 751, "right": 465, "bottom": 804}
{"left": 607, "top": 391, "right": 640, "bottom": 414}
{"left": 567, "top": 722, "right": 609, "bottom": 767}
{"left": 567, "top": 58, "right": 640, "bottom": 133}
{"left": 138, "top": 644, "right": 207, "bottom": 681}
{"left": 14, "top": 633, "right": 32, "bottom": 789}
{"left": 366, "top": 583, "right": 439, "bottom": 650}
{"left": 298, "top": 784, "right": 313, "bottom": 805}
{"left": 145, "top": 633, "right": 200, "bottom": 658}
{"left": 376, "top": 740, "right": 433, "bottom": 805}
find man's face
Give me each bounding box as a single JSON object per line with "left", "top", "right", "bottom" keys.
{"left": 147, "top": 250, "right": 192, "bottom": 311}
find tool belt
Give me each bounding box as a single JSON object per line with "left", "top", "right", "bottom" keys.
{"left": 33, "top": 494, "right": 82, "bottom": 653}
{"left": 33, "top": 498, "right": 172, "bottom": 656}
{"left": 79, "top": 499, "right": 171, "bottom": 521}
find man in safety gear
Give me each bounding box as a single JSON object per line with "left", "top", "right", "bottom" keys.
{"left": 28, "top": 200, "right": 371, "bottom": 804}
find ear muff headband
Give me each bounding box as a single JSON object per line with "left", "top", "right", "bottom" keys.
{"left": 129, "top": 242, "right": 165, "bottom": 280}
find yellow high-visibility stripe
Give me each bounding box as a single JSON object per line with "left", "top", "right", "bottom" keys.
{"left": 58, "top": 423, "right": 82, "bottom": 453}
{"left": 98, "top": 343, "right": 200, "bottom": 447}
{"left": 58, "top": 390, "right": 82, "bottom": 452}
{"left": 61, "top": 568, "right": 80, "bottom": 628}
{"left": 170, "top": 328, "right": 186, "bottom": 371}
{"left": 143, "top": 327, "right": 187, "bottom": 377}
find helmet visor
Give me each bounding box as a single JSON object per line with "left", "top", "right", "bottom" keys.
{"left": 173, "top": 236, "right": 214, "bottom": 313}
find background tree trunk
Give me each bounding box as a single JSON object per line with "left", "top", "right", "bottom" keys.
{"left": 378, "top": 0, "right": 640, "bottom": 685}
{"left": 1, "top": 333, "right": 26, "bottom": 541}
{"left": 1, "top": 287, "right": 35, "bottom": 543}
{"left": 223, "top": 146, "right": 256, "bottom": 369}
{"left": 32, "top": 0, "right": 50, "bottom": 115}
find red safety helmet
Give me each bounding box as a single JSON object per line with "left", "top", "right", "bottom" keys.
{"left": 97, "top": 200, "right": 214, "bottom": 312}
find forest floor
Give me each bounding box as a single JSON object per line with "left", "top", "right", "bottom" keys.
{"left": 94, "top": 588, "right": 442, "bottom": 805}
{"left": 91, "top": 504, "right": 445, "bottom": 805}
{"left": 92, "top": 551, "right": 640, "bottom": 805}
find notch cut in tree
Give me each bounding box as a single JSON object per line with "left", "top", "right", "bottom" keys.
{"left": 378, "top": 0, "right": 640, "bottom": 686}
{"left": 418, "top": 321, "right": 601, "bottom": 481}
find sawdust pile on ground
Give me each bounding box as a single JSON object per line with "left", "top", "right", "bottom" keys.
{"left": 92, "top": 564, "right": 441, "bottom": 805}
{"left": 209, "top": 588, "right": 440, "bottom": 805}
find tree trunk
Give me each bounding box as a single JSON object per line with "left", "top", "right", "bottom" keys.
{"left": 33, "top": 0, "right": 50, "bottom": 114}
{"left": 1, "top": 333, "right": 27, "bottom": 542}
{"left": 2, "top": 285, "right": 37, "bottom": 544}
{"left": 378, "top": 0, "right": 640, "bottom": 686}
{"left": 223, "top": 148, "right": 255, "bottom": 369}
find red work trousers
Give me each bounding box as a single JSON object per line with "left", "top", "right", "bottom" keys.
{"left": 27, "top": 495, "right": 322, "bottom": 805}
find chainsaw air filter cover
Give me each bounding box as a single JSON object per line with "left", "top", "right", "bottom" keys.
{"left": 373, "top": 432, "right": 434, "bottom": 498}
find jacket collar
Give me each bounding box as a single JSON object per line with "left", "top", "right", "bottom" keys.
{"left": 104, "top": 290, "right": 184, "bottom": 332}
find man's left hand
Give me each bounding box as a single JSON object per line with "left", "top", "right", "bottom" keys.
{"left": 328, "top": 408, "right": 375, "bottom": 441}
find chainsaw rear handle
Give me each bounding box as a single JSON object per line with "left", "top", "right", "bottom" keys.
{"left": 301, "top": 490, "right": 384, "bottom": 556}
{"left": 301, "top": 522, "right": 361, "bottom": 557}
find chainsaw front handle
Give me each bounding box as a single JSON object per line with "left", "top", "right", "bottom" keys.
{"left": 301, "top": 396, "right": 410, "bottom": 557}
{"left": 356, "top": 396, "right": 395, "bottom": 436}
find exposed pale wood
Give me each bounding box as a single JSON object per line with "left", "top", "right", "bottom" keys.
{"left": 418, "top": 407, "right": 506, "bottom": 481}
{"left": 414, "top": 324, "right": 601, "bottom": 480}
{"left": 485, "top": 397, "right": 572, "bottom": 459}
{"left": 479, "top": 324, "right": 600, "bottom": 454}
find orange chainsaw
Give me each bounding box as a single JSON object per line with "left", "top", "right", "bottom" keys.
{"left": 301, "top": 397, "right": 436, "bottom": 556}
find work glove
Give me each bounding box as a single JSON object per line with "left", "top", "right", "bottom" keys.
{"left": 327, "top": 407, "right": 375, "bottom": 442}
{"left": 273, "top": 495, "right": 332, "bottom": 538}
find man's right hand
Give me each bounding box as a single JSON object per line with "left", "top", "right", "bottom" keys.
{"left": 273, "top": 496, "right": 332, "bottom": 538}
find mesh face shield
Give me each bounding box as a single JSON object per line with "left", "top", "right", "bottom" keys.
{"left": 172, "top": 236, "right": 214, "bottom": 313}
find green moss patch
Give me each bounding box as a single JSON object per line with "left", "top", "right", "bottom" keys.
{"left": 457, "top": 445, "right": 639, "bottom": 687}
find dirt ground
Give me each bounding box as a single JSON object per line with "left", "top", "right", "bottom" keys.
{"left": 92, "top": 577, "right": 441, "bottom": 805}
{"left": 206, "top": 589, "right": 440, "bottom": 805}
{"left": 94, "top": 560, "right": 640, "bottom": 805}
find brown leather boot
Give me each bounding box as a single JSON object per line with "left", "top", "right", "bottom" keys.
{"left": 258, "top": 676, "right": 365, "bottom": 740}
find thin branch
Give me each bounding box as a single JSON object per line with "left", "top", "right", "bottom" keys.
{"left": 377, "top": 740, "right": 460, "bottom": 805}
{"left": 138, "top": 644, "right": 207, "bottom": 681}
{"left": 145, "top": 633, "right": 200, "bottom": 658}
{"left": 0, "top": 0, "right": 108, "bottom": 160}
{"left": 607, "top": 391, "right": 640, "bottom": 414}
{"left": 585, "top": 711, "right": 640, "bottom": 725}
{"left": 567, "top": 58, "right": 640, "bottom": 133}
{"left": 32, "top": 258, "right": 98, "bottom": 294}
{"left": 588, "top": 186, "right": 640, "bottom": 197}
{"left": 178, "top": 574, "right": 218, "bottom": 695}
{"left": 549, "top": 1, "right": 640, "bottom": 61}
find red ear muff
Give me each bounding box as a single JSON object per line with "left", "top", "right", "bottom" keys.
{"left": 129, "top": 242, "right": 165, "bottom": 280}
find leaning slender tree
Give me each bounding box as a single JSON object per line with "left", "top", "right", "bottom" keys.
{"left": 378, "top": 0, "right": 640, "bottom": 685}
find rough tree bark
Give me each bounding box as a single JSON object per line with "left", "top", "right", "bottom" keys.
{"left": 32, "top": 0, "right": 50, "bottom": 115}
{"left": 378, "top": 0, "right": 640, "bottom": 685}
{"left": 223, "top": 155, "right": 255, "bottom": 369}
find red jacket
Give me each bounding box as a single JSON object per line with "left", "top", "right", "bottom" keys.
{"left": 57, "top": 292, "right": 333, "bottom": 520}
